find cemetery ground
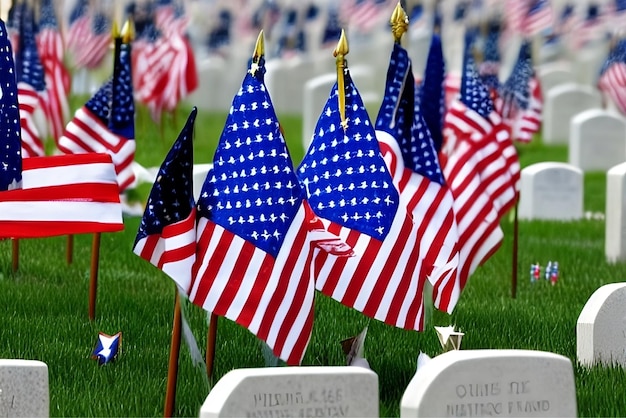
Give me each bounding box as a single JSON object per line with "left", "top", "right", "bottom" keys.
{"left": 1, "top": 104, "right": 626, "bottom": 417}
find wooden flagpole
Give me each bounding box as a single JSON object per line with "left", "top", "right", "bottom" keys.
{"left": 11, "top": 239, "right": 19, "bottom": 272}
{"left": 511, "top": 199, "right": 519, "bottom": 299}
{"left": 66, "top": 235, "right": 74, "bottom": 264}
{"left": 88, "top": 232, "right": 101, "bottom": 320}
{"left": 205, "top": 313, "right": 218, "bottom": 379}
{"left": 164, "top": 290, "right": 182, "bottom": 418}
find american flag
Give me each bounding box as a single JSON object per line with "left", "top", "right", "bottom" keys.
{"left": 133, "top": 22, "right": 198, "bottom": 122}
{"left": 298, "top": 61, "right": 428, "bottom": 330}
{"left": 134, "top": 108, "right": 198, "bottom": 293}
{"left": 572, "top": 3, "right": 607, "bottom": 50}
{"left": 0, "top": 18, "right": 23, "bottom": 191}
{"left": 599, "top": 38, "right": 626, "bottom": 115}
{"left": 376, "top": 43, "right": 461, "bottom": 314}
{"left": 57, "top": 36, "right": 136, "bottom": 191}
{"left": 187, "top": 56, "right": 352, "bottom": 365}
{"left": 0, "top": 153, "right": 123, "bottom": 238}
{"left": 497, "top": 41, "right": 542, "bottom": 143}
{"left": 339, "top": 0, "right": 394, "bottom": 34}
{"left": 154, "top": 0, "right": 189, "bottom": 37}
{"left": 417, "top": 33, "right": 446, "bottom": 153}
{"left": 442, "top": 32, "right": 519, "bottom": 290}
{"left": 71, "top": 11, "right": 112, "bottom": 70}
{"left": 16, "top": 9, "right": 48, "bottom": 158}
{"left": 66, "top": 0, "right": 91, "bottom": 56}
{"left": 36, "top": 0, "right": 70, "bottom": 144}
{"left": 479, "top": 20, "right": 501, "bottom": 95}
{"left": 524, "top": 0, "right": 554, "bottom": 36}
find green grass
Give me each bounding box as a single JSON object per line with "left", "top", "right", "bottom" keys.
{"left": 2, "top": 106, "right": 626, "bottom": 417}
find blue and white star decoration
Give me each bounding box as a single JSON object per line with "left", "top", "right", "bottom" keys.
{"left": 92, "top": 332, "right": 122, "bottom": 365}
{"left": 0, "top": 18, "right": 22, "bottom": 192}
{"left": 298, "top": 68, "right": 399, "bottom": 241}
{"left": 197, "top": 56, "right": 302, "bottom": 258}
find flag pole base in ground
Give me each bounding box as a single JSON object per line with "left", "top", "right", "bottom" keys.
{"left": 164, "top": 290, "right": 182, "bottom": 418}
{"left": 89, "top": 233, "right": 101, "bottom": 320}
{"left": 11, "top": 239, "right": 19, "bottom": 272}
{"left": 67, "top": 235, "right": 74, "bottom": 264}
{"left": 206, "top": 313, "right": 218, "bottom": 379}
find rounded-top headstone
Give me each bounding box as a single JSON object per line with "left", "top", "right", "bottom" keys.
{"left": 606, "top": 162, "right": 626, "bottom": 263}
{"left": 401, "top": 349, "right": 577, "bottom": 418}
{"left": 569, "top": 109, "right": 626, "bottom": 172}
{"left": 0, "top": 359, "right": 49, "bottom": 417}
{"left": 577, "top": 282, "right": 626, "bottom": 367}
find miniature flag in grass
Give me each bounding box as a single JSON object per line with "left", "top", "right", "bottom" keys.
{"left": 92, "top": 331, "right": 122, "bottom": 365}
{"left": 58, "top": 35, "right": 136, "bottom": 191}
{"left": 376, "top": 42, "right": 461, "bottom": 315}
{"left": 0, "top": 18, "right": 23, "bottom": 191}
{"left": 188, "top": 53, "right": 352, "bottom": 365}
{"left": 134, "top": 108, "right": 197, "bottom": 293}
{"left": 298, "top": 62, "right": 427, "bottom": 330}
{"left": 16, "top": 7, "right": 48, "bottom": 158}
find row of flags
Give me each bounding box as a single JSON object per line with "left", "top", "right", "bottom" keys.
{"left": 132, "top": 2, "right": 535, "bottom": 365}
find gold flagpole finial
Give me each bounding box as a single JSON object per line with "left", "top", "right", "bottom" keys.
{"left": 121, "top": 19, "right": 135, "bottom": 44}
{"left": 111, "top": 19, "right": 120, "bottom": 39}
{"left": 390, "top": 2, "right": 409, "bottom": 44}
{"left": 250, "top": 30, "right": 265, "bottom": 76}
{"left": 333, "top": 29, "right": 349, "bottom": 130}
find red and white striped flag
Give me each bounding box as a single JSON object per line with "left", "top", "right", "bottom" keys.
{"left": 0, "top": 153, "right": 123, "bottom": 238}
{"left": 188, "top": 57, "right": 352, "bottom": 365}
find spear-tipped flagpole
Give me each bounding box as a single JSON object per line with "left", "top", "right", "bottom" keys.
{"left": 390, "top": 2, "right": 408, "bottom": 44}
{"left": 333, "top": 29, "right": 349, "bottom": 130}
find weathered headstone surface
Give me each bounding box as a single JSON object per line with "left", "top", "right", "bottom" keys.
{"left": 200, "top": 366, "right": 379, "bottom": 418}
{"left": 569, "top": 109, "right": 626, "bottom": 171}
{"left": 543, "top": 83, "right": 602, "bottom": 144}
{"left": 577, "top": 283, "right": 626, "bottom": 367}
{"left": 537, "top": 62, "right": 576, "bottom": 97}
{"left": 606, "top": 162, "right": 626, "bottom": 263}
{"left": 518, "top": 162, "right": 583, "bottom": 221}
{"left": 0, "top": 359, "right": 49, "bottom": 417}
{"left": 400, "top": 350, "right": 577, "bottom": 418}
{"left": 264, "top": 57, "right": 318, "bottom": 116}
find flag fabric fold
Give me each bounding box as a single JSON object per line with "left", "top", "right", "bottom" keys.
{"left": 134, "top": 108, "right": 198, "bottom": 293}
{"left": 599, "top": 38, "right": 626, "bottom": 115}
{"left": 188, "top": 55, "right": 351, "bottom": 365}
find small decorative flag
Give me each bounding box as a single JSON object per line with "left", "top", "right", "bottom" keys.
{"left": 550, "top": 261, "right": 559, "bottom": 286}
{"left": 545, "top": 260, "right": 552, "bottom": 280}
{"left": 92, "top": 331, "right": 122, "bottom": 365}
{"left": 531, "top": 262, "right": 541, "bottom": 283}
{"left": 434, "top": 325, "right": 464, "bottom": 352}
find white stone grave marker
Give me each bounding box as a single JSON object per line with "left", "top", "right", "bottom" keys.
{"left": 264, "top": 57, "right": 318, "bottom": 116}
{"left": 543, "top": 83, "right": 602, "bottom": 144}
{"left": 569, "top": 109, "right": 626, "bottom": 171}
{"left": 606, "top": 162, "right": 626, "bottom": 263}
{"left": 537, "top": 62, "right": 576, "bottom": 94}
{"left": 518, "top": 162, "right": 583, "bottom": 220}
{"left": 0, "top": 359, "right": 49, "bottom": 417}
{"left": 200, "top": 366, "right": 378, "bottom": 418}
{"left": 577, "top": 283, "right": 626, "bottom": 367}
{"left": 400, "top": 349, "right": 577, "bottom": 418}
{"left": 193, "top": 163, "right": 213, "bottom": 201}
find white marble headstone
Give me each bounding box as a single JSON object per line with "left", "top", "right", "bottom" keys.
{"left": 192, "top": 163, "right": 213, "bottom": 201}
{"left": 569, "top": 109, "right": 626, "bottom": 171}
{"left": 543, "top": 83, "right": 602, "bottom": 144}
{"left": 577, "top": 283, "right": 626, "bottom": 367}
{"left": 606, "top": 162, "right": 626, "bottom": 263}
{"left": 0, "top": 360, "right": 49, "bottom": 417}
{"left": 537, "top": 62, "right": 575, "bottom": 97}
{"left": 518, "top": 162, "right": 583, "bottom": 221}
{"left": 264, "top": 57, "right": 318, "bottom": 116}
{"left": 400, "top": 350, "right": 577, "bottom": 418}
{"left": 200, "top": 366, "right": 378, "bottom": 418}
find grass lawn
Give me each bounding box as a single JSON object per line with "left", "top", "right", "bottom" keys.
{"left": 1, "top": 105, "right": 626, "bottom": 417}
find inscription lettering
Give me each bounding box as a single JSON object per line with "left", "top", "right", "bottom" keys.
{"left": 249, "top": 388, "right": 348, "bottom": 418}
